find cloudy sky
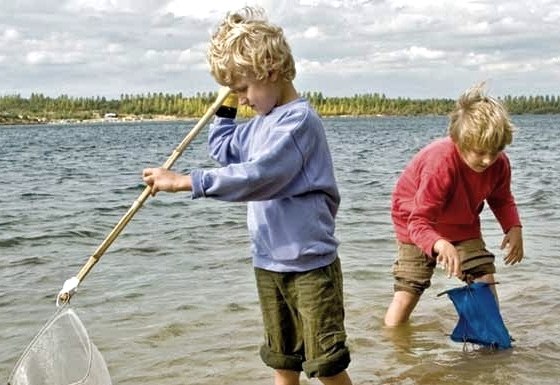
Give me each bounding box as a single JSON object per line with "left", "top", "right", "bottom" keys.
{"left": 1, "top": 0, "right": 559, "bottom": 99}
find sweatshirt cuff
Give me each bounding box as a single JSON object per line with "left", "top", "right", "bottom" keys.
{"left": 495, "top": 209, "right": 522, "bottom": 234}
{"left": 504, "top": 223, "right": 522, "bottom": 233}
{"left": 190, "top": 169, "right": 205, "bottom": 199}
{"left": 419, "top": 233, "right": 443, "bottom": 258}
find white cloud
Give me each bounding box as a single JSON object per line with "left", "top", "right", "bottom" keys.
{"left": 2, "top": 28, "right": 20, "bottom": 41}
{"left": 299, "top": 0, "right": 320, "bottom": 6}
{"left": 163, "top": 0, "right": 292, "bottom": 22}
{"left": 300, "top": 0, "right": 373, "bottom": 7}
{"left": 162, "top": 1, "right": 236, "bottom": 18}
{"left": 106, "top": 43, "right": 123, "bottom": 54}
{"left": 64, "top": 0, "right": 134, "bottom": 13}
{"left": 462, "top": 52, "right": 491, "bottom": 67}
{"left": 25, "top": 51, "right": 46, "bottom": 65}
{"left": 480, "top": 62, "right": 535, "bottom": 73}
{"left": 400, "top": 46, "right": 445, "bottom": 61}
{"left": 140, "top": 47, "right": 206, "bottom": 74}
{"left": 302, "top": 26, "right": 322, "bottom": 39}
{"left": 26, "top": 50, "right": 84, "bottom": 65}
{"left": 178, "top": 49, "right": 203, "bottom": 65}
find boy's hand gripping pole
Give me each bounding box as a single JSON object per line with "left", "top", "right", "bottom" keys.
{"left": 56, "top": 87, "right": 232, "bottom": 306}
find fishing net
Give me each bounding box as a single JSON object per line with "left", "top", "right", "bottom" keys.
{"left": 444, "top": 282, "right": 512, "bottom": 350}
{"left": 7, "top": 305, "right": 111, "bottom": 385}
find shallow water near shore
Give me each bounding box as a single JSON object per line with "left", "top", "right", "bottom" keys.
{"left": 1, "top": 115, "right": 559, "bottom": 384}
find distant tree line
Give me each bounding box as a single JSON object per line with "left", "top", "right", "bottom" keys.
{"left": 1, "top": 91, "right": 559, "bottom": 124}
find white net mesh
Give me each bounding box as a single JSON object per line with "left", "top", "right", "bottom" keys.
{"left": 8, "top": 306, "right": 111, "bottom": 385}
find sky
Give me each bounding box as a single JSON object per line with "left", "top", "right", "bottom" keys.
{"left": 1, "top": 0, "right": 559, "bottom": 99}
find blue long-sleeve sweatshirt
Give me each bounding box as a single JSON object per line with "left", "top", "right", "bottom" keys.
{"left": 190, "top": 98, "right": 340, "bottom": 272}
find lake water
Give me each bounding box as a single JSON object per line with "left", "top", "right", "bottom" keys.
{"left": 1, "top": 115, "right": 559, "bottom": 385}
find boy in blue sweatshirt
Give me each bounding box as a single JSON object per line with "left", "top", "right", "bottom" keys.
{"left": 142, "top": 6, "right": 352, "bottom": 385}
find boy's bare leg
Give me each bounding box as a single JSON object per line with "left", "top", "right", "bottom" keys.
{"left": 384, "top": 291, "right": 421, "bottom": 327}
{"left": 474, "top": 273, "right": 499, "bottom": 306}
{"left": 274, "top": 369, "right": 300, "bottom": 385}
{"left": 319, "top": 370, "right": 353, "bottom": 385}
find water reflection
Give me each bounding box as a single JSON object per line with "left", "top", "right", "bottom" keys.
{"left": 379, "top": 321, "right": 517, "bottom": 385}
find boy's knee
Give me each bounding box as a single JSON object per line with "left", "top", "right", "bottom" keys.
{"left": 392, "top": 242, "right": 435, "bottom": 294}
{"left": 393, "top": 278, "right": 429, "bottom": 296}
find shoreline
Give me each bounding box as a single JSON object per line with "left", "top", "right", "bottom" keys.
{"left": 0, "top": 114, "right": 198, "bottom": 126}
{"left": 2, "top": 111, "right": 558, "bottom": 127}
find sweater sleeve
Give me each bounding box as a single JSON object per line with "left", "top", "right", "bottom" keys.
{"left": 207, "top": 117, "right": 242, "bottom": 166}
{"left": 407, "top": 161, "right": 454, "bottom": 257}
{"left": 191, "top": 110, "right": 311, "bottom": 202}
{"left": 487, "top": 154, "right": 522, "bottom": 232}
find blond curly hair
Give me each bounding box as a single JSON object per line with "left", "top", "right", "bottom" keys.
{"left": 207, "top": 6, "right": 296, "bottom": 86}
{"left": 448, "top": 82, "right": 514, "bottom": 153}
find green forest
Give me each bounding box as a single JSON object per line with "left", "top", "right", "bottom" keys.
{"left": 1, "top": 91, "right": 559, "bottom": 125}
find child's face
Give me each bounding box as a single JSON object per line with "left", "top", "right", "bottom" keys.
{"left": 459, "top": 148, "right": 501, "bottom": 173}
{"left": 229, "top": 74, "right": 281, "bottom": 116}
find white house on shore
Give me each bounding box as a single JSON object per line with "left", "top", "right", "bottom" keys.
{"left": 104, "top": 112, "right": 118, "bottom": 121}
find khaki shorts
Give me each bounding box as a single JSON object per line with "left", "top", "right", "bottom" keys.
{"left": 254, "top": 258, "right": 351, "bottom": 378}
{"left": 392, "top": 238, "right": 496, "bottom": 295}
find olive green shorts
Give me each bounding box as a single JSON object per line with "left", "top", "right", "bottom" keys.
{"left": 392, "top": 238, "right": 496, "bottom": 295}
{"left": 254, "top": 257, "right": 351, "bottom": 378}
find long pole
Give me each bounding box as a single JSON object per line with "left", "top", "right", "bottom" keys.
{"left": 58, "top": 87, "right": 231, "bottom": 303}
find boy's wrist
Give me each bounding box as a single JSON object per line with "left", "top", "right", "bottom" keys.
{"left": 432, "top": 238, "right": 450, "bottom": 255}
{"left": 507, "top": 225, "right": 522, "bottom": 233}
{"left": 175, "top": 175, "right": 192, "bottom": 192}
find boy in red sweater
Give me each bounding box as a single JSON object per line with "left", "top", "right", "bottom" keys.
{"left": 384, "top": 83, "right": 524, "bottom": 327}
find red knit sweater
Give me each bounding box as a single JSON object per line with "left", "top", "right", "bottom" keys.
{"left": 391, "top": 137, "right": 521, "bottom": 257}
